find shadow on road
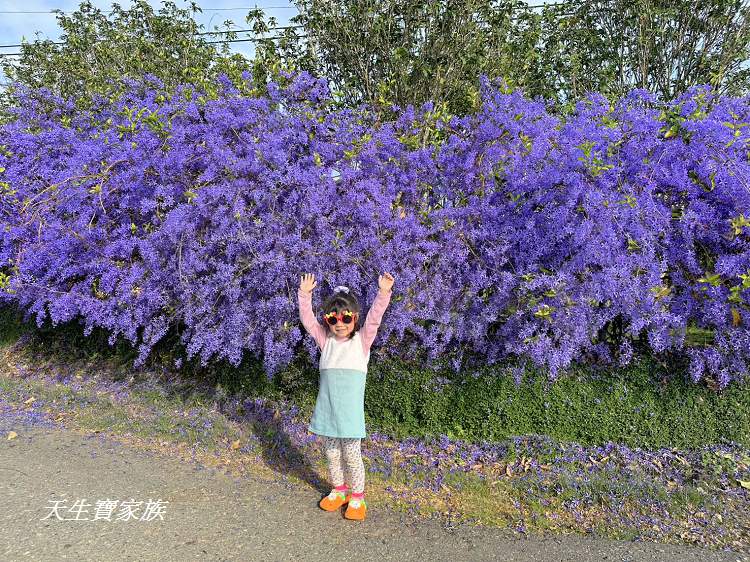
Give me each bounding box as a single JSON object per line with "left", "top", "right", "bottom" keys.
{"left": 236, "top": 399, "right": 329, "bottom": 499}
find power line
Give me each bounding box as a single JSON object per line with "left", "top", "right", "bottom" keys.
{"left": 206, "top": 35, "right": 300, "bottom": 44}
{"left": 0, "top": 6, "right": 298, "bottom": 14}
{"left": 0, "top": 2, "right": 569, "bottom": 56}
{"left": 0, "top": 33, "right": 303, "bottom": 57}
{"left": 0, "top": 2, "right": 555, "bottom": 14}
{"left": 0, "top": 2, "right": 557, "bottom": 15}
{"left": 0, "top": 25, "right": 303, "bottom": 49}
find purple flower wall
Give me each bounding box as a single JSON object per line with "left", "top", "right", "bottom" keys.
{"left": 1, "top": 72, "right": 748, "bottom": 387}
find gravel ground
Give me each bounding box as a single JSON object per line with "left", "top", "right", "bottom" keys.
{"left": 1, "top": 404, "right": 747, "bottom": 562}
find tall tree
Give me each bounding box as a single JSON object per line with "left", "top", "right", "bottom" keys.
{"left": 0, "top": 0, "right": 254, "bottom": 115}
{"left": 283, "top": 0, "right": 543, "bottom": 116}
{"left": 274, "top": 0, "right": 750, "bottom": 113}
{"left": 3, "top": 0, "right": 748, "bottom": 121}
{"left": 543, "top": 0, "right": 750, "bottom": 101}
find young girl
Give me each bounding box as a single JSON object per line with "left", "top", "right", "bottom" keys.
{"left": 297, "top": 271, "right": 394, "bottom": 521}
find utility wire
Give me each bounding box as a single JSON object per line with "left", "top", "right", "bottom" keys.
{"left": 206, "top": 35, "right": 300, "bottom": 44}
{"left": 0, "top": 33, "right": 302, "bottom": 56}
{"left": 0, "top": 2, "right": 572, "bottom": 57}
{"left": 0, "top": 2, "right": 556, "bottom": 14}
{"left": 0, "top": 2, "right": 568, "bottom": 51}
{"left": 0, "top": 6, "right": 299, "bottom": 14}
{"left": 0, "top": 25, "right": 303, "bottom": 49}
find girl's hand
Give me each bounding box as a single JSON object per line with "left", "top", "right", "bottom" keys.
{"left": 378, "top": 272, "right": 395, "bottom": 292}
{"left": 300, "top": 273, "right": 317, "bottom": 293}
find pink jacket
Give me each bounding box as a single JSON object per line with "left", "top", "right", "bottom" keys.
{"left": 297, "top": 287, "right": 392, "bottom": 355}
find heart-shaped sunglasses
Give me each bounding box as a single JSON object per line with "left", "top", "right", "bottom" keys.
{"left": 323, "top": 310, "right": 356, "bottom": 326}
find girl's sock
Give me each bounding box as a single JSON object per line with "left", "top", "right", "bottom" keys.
{"left": 349, "top": 491, "right": 365, "bottom": 508}
{"left": 334, "top": 484, "right": 348, "bottom": 492}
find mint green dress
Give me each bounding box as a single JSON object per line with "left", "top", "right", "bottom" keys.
{"left": 309, "top": 331, "right": 370, "bottom": 439}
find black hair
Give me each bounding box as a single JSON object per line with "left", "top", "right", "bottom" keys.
{"left": 321, "top": 289, "right": 361, "bottom": 339}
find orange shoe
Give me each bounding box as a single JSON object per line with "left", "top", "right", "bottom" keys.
{"left": 344, "top": 497, "right": 367, "bottom": 521}
{"left": 319, "top": 489, "right": 350, "bottom": 511}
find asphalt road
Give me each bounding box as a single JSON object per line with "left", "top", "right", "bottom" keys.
{"left": 1, "top": 404, "right": 747, "bottom": 562}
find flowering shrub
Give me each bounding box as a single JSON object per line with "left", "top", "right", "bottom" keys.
{"left": 0, "top": 71, "right": 748, "bottom": 387}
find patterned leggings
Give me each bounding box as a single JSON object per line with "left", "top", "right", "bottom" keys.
{"left": 320, "top": 436, "right": 365, "bottom": 493}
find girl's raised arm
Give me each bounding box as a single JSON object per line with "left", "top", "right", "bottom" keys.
{"left": 360, "top": 287, "right": 392, "bottom": 356}
{"left": 298, "top": 285, "right": 328, "bottom": 351}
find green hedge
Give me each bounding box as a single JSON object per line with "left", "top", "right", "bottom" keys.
{"left": 262, "top": 350, "right": 750, "bottom": 450}
{"left": 1, "top": 304, "right": 748, "bottom": 450}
